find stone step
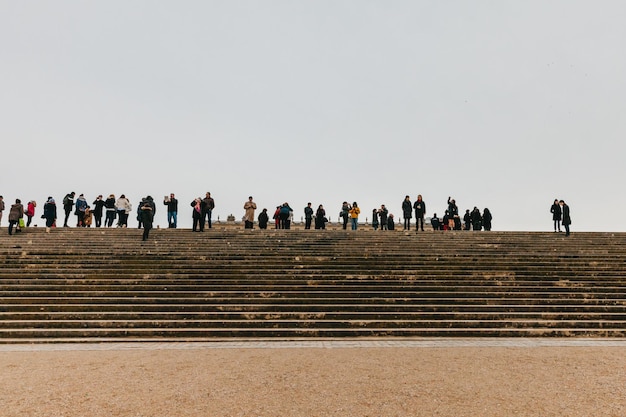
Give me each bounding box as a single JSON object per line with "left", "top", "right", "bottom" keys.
{"left": 2, "top": 230, "right": 626, "bottom": 342}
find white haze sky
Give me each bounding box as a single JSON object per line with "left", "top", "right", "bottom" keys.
{"left": 2, "top": 1, "right": 625, "bottom": 231}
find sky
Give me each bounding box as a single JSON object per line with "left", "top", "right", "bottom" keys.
{"left": 2, "top": 1, "right": 625, "bottom": 231}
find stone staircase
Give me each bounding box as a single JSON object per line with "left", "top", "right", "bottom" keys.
{"left": 1, "top": 227, "right": 625, "bottom": 342}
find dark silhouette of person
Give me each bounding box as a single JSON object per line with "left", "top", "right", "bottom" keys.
{"left": 560, "top": 200, "right": 571, "bottom": 236}
{"left": 550, "top": 199, "right": 562, "bottom": 232}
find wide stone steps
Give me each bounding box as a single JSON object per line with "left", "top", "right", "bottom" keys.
{"left": 1, "top": 228, "right": 626, "bottom": 341}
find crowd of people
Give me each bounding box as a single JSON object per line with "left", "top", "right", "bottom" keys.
{"left": 1, "top": 191, "right": 573, "bottom": 238}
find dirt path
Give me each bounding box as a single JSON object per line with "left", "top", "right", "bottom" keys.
{"left": 1, "top": 345, "right": 625, "bottom": 417}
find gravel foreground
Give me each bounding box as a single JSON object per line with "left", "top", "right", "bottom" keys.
{"left": 1, "top": 345, "right": 625, "bottom": 417}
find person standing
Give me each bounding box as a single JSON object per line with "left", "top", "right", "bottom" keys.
{"left": 62, "top": 192, "right": 75, "bottom": 227}
{"left": 402, "top": 195, "right": 412, "bottom": 230}
{"left": 371, "top": 208, "right": 379, "bottom": 230}
{"left": 387, "top": 213, "right": 395, "bottom": 230}
{"left": 243, "top": 196, "right": 257, "bottom": 229}
{"left": 279, "top": 203, "right": 293, "bottom": 229}
{"left": 413, "top": 195, "right": 426, "bottom": 231}
{"left": 463, "top": 209, "right": 471, "bottom": 230}
{"left": 43, "top": 197, "right": 57, "bottom": 232}
{"left": 304, "top": 203, "right": 314, "bottom": 229}
{"left": 202, "top": 192, "right": 215, "bottom": 229}
{"left": 92, "top": 195, "right": 105, "bottom": 228}
{"left": 483, "top": 208, "right": 493, "bottom": 231}
{"left": 163, "top": 193, "right": 178, "bottom": 228}
{"left": 315, "top": 204, "right": 326, "bottom": 229}
{"left": 560, "top": 200, "right": 571, "bottom": 237}
{"left": 349, "top": 202, "right": 360, "bottom": 230}
{"left": 25, "top": 200, "right": 36, "bottom": 227}
{"left": 104, "top": 194, "right": 116, "bottom": 227}
{"left": 447, "top": 197, "right": 458, "bottom": 230}
{"left": 0, "top": 195, "right": 4, "bottom": 226}
{"left": 139, "top": 198, "right": 154, "bottom": 241}
{"left": 471, "top": 207, "right": 482, "bottom": 231}
{"left": 75, "top": 194, "right": 88, "bottom": 227}
{"left": 258, "top": 208, "right": 269, "bottom": 229}
{"left": 378, "top": 205, "right": 388, "bottom": 230}
{"left": 8, "top": 199, "right": 24, "bottom": 235}
{"left": 550, "top": 199, "right": 562, "bottom": 232}
{"left": 191, "top": 198, "right": 204, "bottom": 232}
{"left": 115, "top": 194, "right": 132, "bottom": 227}
{"left": 340, "top": 202, "right": 351, "bottom": 230}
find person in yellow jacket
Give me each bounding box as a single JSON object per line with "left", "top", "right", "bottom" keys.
{"left": 349, "top": 202, "right": 360, "bottom": 230}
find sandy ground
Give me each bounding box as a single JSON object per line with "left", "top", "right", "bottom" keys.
{"left": 1, "top": 345, "right": 625, "bottom": 417}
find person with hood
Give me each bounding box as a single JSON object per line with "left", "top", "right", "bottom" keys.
{"left": 258, "top": 208, "right": 269, "bottom": 229}
{"left": 75, "top": 194, "right": 88, "bottom": 227}
{"left": 550, "top": 199, "right": 562, "bottom": 232}
{"left": 402, "top": 195, "right": 412, "bottom": 230}
{"left": 387, "top": 213, "right": 395, "bottom": 230}
{"left": 26, "top": 200, "right": 36, "bottom": 227}
{"left": 483, "top": 208, "right": 493, "bottom": 231}
{"left": 8, "top": 199, "right": 24, "bottom": 235}
{"left": 471, "top": 207, "right": 482, "bottom": 231}
{"left": 43, "top": 197, "right": 57, "bottom": 232}
{"left": 62, "top": 192, "right": 75, "bottom": 227}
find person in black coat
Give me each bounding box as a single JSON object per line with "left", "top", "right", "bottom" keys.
{"left": 560, "top": 200, "right": 571, "bottom": 236}
{"left": 91, "top": 195, "right": 106, "bottom": 228}
{"left": 258, "top": 208, "right": 269, "bottom": 229}
{"left": 315, "top": 205, "right": 326, "bottom": 230}
{"left": 139, "top": 199, "right": 154, "bottom": 241}
{"left": 402, "top": 195, "right": 412, "bottom": 230}
{"left": 463, "top": 209, "right": 471, "bottom": 230}
{"left": 413, "top": 195, "right": 426, "bottom": 231}
{"left": 304, "top": 203, "right": 314, "bottom": 229}
{"left": 550, "top": 199, "right": 562, "bottom": 232}
{"left": 387, "top": 213, "right": 395, "bottom": 230}
{"left": 471, "top": 207, "right": 482, "bottom": 231}
{"left": 483, "top": 208, "right": 492, "bottom": 231}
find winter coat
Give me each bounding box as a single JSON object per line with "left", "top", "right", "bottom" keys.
{"left": 8, "top": 203, "right": 24, "bottom": 222}
{"left": 550, "top": 203, "right": 562, "bottom": 221}
{"left": 413, "top": 199, "right": 426, "bottom": 217}
{"left": 402, "top": 199, "right": 412, "bottom": 218}
{"left": 561, "top": 204, "right": 571, "bottom": 226}
{"left": 115, "top": 197, "right": 132, "bottom": 213}
{"left": 243, "top": 201, "right": 257, "bottom": 222}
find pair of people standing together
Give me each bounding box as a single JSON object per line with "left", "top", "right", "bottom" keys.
{"left": 402, "top": 195, "right": 427, "bottom": 231}
{"left": 340, "top": 202, "right": 360, "bottom": 230}
{"left": 550, "top": 199, "right": 571, "bottom": 236}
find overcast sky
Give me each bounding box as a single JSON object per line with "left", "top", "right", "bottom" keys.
{"left": 2, "top": 1, "right": 625, "bottom": 231}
